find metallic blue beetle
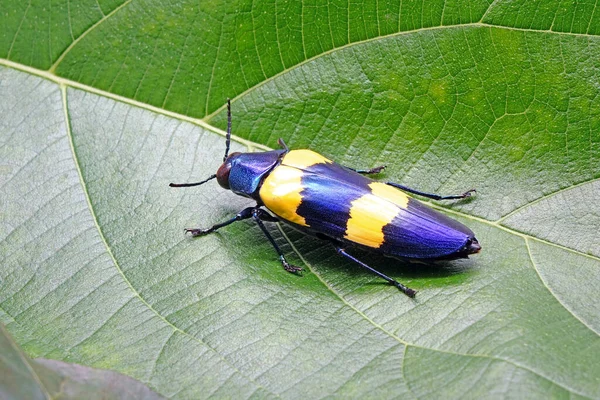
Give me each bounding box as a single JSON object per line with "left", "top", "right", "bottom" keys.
{"left": 171, "top": 101, "right": 481, "bottom": 297}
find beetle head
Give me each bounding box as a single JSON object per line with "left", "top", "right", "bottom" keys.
{"left": 169, "top": 99, "right": 285, "bottom": 197}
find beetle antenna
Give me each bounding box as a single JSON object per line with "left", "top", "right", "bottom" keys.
{"left": 223, "top": 98, "right": 232, "bottom": 162}
{"left": 169, "top": 174, "right": 216, "bottom": 188}
{"left": 170, "top": 99, "right": 232, "bottom": 189}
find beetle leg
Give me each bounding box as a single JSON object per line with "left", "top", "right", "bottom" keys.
{"left": 254, "top": 209, "right": 279, "bottom": 223}
{"left": 386, "top": 183, "right": 476, "bottom": 201}
{"left": 277, "top": 138, "right": 289, "bottom": 151}
{"left": 347, "top": 165, "right": 386, "bottom": 175}
{"left": 185, "top": 206, "right": 255, "bottom": 236}
{"left": 335, "top": 247, "right": 416, "bottom": 298}
{"left": 252, "top": 208, "right": 303, "bottom": 274}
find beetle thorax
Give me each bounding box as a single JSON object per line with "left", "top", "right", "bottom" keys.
{"left": 226, "top": 150, "right": 286, "bottom": 198}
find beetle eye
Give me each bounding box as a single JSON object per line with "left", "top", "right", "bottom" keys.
{"left": 216, "top": 162, "right": 231, "bottom": 189}
{"left": 216, "top": 152, "right": 240, "bottom": 189}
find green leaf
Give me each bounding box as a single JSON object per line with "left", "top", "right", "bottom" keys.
{"left": 1, "top": 0, "right": 497, "bottom": 117}
{"left": 0, "top": 324, "right": 164, "bottom": 399}
{"left": 2, "top": 0, "right": 600, "bottom": 398}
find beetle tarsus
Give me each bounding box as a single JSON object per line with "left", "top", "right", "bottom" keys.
{"left": 391, "top": 281, "right": 417, "bottom": 298}
{"left": 461, "top": 189, "right": 476, "bottom": 198}
{"left": 185, "top": 228, "right": 211, "bottom": 237}
{"left": 369, "top": 165, "right": 387, "bottom": 174}
{"left": 281, "top": 256, "right": 303, "bottom": 275}
{"left": 348, "top": 165, "right": 386, "bottom": 175}
{"left": 362, "top": 165, "right": 386, "bottom": 174}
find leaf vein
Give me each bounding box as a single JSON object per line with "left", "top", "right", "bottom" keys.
{"left": 525, "top": 238, "right": 600, "bottom": 336}
{"left": 49, "top": 0, "right": 132, "bottom": 73}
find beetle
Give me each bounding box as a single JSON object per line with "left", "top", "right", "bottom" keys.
{"left": 170, "top": 100, "right": 481, "bottom": 297}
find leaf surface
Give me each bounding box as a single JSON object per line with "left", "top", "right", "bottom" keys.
{"left": 1, "top": 0, "right": 600, "bottom": 398}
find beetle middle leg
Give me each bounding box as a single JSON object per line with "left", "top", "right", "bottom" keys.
{"left": 335, "top": 247, "right": 416, "bottom": 298}
{"left": 386, "top": 182, "right": 476, "bottom": 201}
{"left": 251, "top": 208, "right": 303, "bottom": 274}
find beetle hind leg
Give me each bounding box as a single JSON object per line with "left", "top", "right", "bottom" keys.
{"left": 252, "top": 208, "right": 303, "bottom": 275}
{"left": 335, "top": 247, "right": 416, "bottom": 298}
{"left": 386, "top": 182, "right": 475, "bottom": 201}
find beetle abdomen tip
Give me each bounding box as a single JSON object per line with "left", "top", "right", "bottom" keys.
{"left": 467, "top": 238, "right": 482, "bottom": 254}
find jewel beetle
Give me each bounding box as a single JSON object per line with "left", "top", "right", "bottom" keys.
{"left": 170, "top": 100, "right": 481, "bottom": 297}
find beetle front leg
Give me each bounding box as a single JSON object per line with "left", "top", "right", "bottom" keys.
{"left": 386, "top": 182, "right": 476, "bottom": 201}
{"left": 335, "top": 247, "right": 416, "bottom": 298}
{"left": 185, "top": 206, "right": 255, "bottom": 236}
{"left": 252, "top": 209, "right": 303, "bottom": 274}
